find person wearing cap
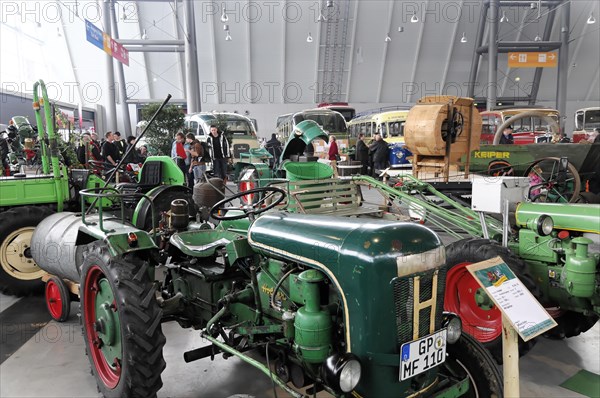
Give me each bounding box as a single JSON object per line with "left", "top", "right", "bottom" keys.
{"left": 499, "top": 125, "right": 514, "bottom": 144}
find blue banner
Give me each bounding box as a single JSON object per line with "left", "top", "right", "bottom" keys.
{"left": 85, "top": 19, "right": 104, "bottom": 51}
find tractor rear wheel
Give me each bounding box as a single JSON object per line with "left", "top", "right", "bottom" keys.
{"left": 80, "top": 243, "right": 165, "bottom": 398}
{"left": 0, "top": 206, "right": 54, "bottom": 296}
{"left": 443, "top": 333, "right": 503, "bottom": 398}
{"left": 444, "top": 238, "right": 542, "bottom": 363}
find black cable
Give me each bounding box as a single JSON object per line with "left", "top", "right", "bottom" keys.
{"left": 265, "top": 341, "right": 278, "bottom": 398}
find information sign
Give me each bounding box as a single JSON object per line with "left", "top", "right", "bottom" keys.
{"left": 467, "top": 256, "right": 556, "bottom": 341}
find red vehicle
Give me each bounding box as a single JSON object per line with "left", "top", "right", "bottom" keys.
{"left": 317, "top": 102, "right": 356, "bottom": 123}
{"left": 480, "top": 108, "right": 560, "bottom": 145}
{"left": 572, "top": 107, "right": 600, "bottom": 143}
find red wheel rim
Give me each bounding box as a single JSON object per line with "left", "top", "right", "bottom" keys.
{"left": 239, "top": 181, "right": 255, "bottom": 204}
{"left": 83, "top": 265, "right": 121, "bottom": 389}
{"left": 45, "top": 280, "right": 63, "bottom": 320}
{"left": 444, "top": 262, "right": 502, "bottom": 343}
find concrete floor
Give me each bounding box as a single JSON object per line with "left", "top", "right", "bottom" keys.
{"left": 0, "top": 294, "right": 598, "bottom": 398}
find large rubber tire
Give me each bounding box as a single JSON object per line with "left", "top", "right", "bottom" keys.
{"left": 443, "top": 333, "right": 503, "bottom": 398}
{"left": 444, "top": 238, "right": 542, "bottom": 364}
{"left": 45, "top": 276, "right": 71, "bottom": 322}
{"left": 0, "top": 206, "right": 54, "bottom": 296}
{"left": 80, "top": 243, "right": 166, "bottom": 398}
{"left": 546, "top": 311, "right": 599, "bottom": 339}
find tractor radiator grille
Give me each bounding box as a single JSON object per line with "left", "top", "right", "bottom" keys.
{"left": 392, "top": 267, "right": 447, "bottom": 344}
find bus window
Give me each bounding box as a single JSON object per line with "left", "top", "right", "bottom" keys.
{"left": 380, "top": 123, "right": 388, "bottom": 138}
{"left": 389, "top": 121, "right": 403, "bottom": 137}
{"left": 575, "top": 111, "right": 585, "bottom": 131}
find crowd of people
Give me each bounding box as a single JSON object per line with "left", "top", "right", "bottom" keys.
{"left": 77, "top": 131, "right": 149, "bottom": 177}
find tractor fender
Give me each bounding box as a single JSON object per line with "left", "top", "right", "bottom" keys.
{"left": 132, "top": 184, "right": 193, "bottom": 230}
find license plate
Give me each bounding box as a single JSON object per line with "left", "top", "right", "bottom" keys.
{"left": 399, "top": 329, "right": 447, "bottom": 381}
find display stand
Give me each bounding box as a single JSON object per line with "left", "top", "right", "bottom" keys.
{"left": 467, "top": 256, "right": 558, "bottom": 398}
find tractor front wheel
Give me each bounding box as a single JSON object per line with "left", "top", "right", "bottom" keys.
{"left": 0, "top": 206, "right": 54, "bottom": 296}
{"left": 80, "top": 243, "right": 165, "bottom": 398}
{"left": 45, "top": 276, "right": 71, "bottom": 322}
{"left": 444, "top": 333, "right": 503, "bottom": 398}
{"left": 444, "top": 238, "right": 542, "bottom": 363}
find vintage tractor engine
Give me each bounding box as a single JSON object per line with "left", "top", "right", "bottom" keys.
{"left": 513, "top": 202, "right": 600, "bottom": 335}
{"left": 159, "top": 210, "right": 457, "bottom": 397}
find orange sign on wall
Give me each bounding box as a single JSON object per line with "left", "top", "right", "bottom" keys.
{"left": 508, "top": 52, "right": 557, "bottom": 68}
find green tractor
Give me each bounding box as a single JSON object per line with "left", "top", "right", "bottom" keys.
{"left": 444, "top": 202, "right": 600, "bottom": 361}
{"left": 30, "top": 185, "right": 502, "bottom": 397}
{"left": 0, "top": 80, "right": 189, "bottom": 296}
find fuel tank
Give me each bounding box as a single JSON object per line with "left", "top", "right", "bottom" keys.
{"left": 516, "top": 202, "right": 600, "bottom": 234}
{"left": 30, "top": 212, "right": 85, "bottom": 281}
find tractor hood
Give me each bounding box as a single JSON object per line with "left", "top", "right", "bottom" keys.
{"left": 248, "top": 212, "right": 446, "bottom": 367}
{"left": 516, "top": 202, "right": 600, "bottom": 234}
{"left": 280, "top": 120, "right": 329, "bottom": 162}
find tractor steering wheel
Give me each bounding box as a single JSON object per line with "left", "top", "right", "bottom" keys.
{"left": 210, "top": 187, "right": 287, "bottom": 221}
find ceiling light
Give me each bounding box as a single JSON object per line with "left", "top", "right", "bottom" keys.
{"left": 515, "top": 77, "right": 521, "bottom": 81}
{"left": 326, "top": 0, "right": 334, "bottom": 7}
{"left": 153, "top": 77, "right": 158, "bottom": 82}
{"left": 411, "top": 13, "right": 419, "bottom": 23}
{"left": 306, "top": 32, "right": 313, "bottom": 43}
{"left": 500, "top": 11, "right": 507, "bottom": 23}
{"left": 221, "top": 8, "right": 229, "bottom": 23}
{"left": 530, "top": 2, "right": 536, "bottom": 9}
{"left": 142, "top": 29, "right": 148, "bottom": 40}
{"left": 385, "top": 34, "right": 391, "bottom": 42}
{"left": 460, "top": 32, "right": 467, "bottom": 43}
{"left": 225, "top": 30, "right": 232, "bottom": 41}
{"left": 534, "top": 34, "right": 542, "bottom": 41}
{"left": 398, "top": 26, "right": 404, "bottom": 32}
{"left": 498, "top": 102, "right": 503, "bottom": 106}
{"left": 223, "top": 24, "right": 229, "bottom": 31}
{"left": 587, "top": 13, "right": 596, "bottom": 24}
{"left": 318, "top": 11, "right": 326, "bottom": 22}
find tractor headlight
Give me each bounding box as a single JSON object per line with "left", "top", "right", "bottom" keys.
{"left": 537, "top": 215, "right": 554, "bottom": 236}
{"left": 442, "top": 312, "right": 462, "bottom": 344}
{"left": 323, "top": 353, "right": 362, "bottom": 393}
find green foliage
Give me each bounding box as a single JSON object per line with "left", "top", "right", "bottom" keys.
{"left": 141, "top": 104, "right": 185, "bottom": 156}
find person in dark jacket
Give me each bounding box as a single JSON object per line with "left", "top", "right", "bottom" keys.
{"left": 113, "top": 131, "right": 127, "bottom": 157}
{"left": 499, "top": 125, "right": 514, "bottom": 144}
{"left": 207, "top": 125, "right": 230, "bottom": 181}
{"left": 101, "top": 131, "right": 121, "bottom": 166}
{"left": 355, "top": 133, "right": 369, "bottom": 175}
{"left": 369, "top": 133, "right": 389, "bottom": 175}
{"left": 122, "top": 135, "right": 141, "bottom": 164}
{"left": 265, "top": 133, "right": 283, "bottom": 168}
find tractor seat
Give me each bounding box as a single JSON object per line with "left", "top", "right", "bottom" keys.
{"left": 169, "top": 230, "right": 232, "bottom": 258}
{"left": 115, "top": 160, "right": 163, "bottom": 193}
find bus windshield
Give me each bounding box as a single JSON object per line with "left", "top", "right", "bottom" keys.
{"left": 293, "top": 113, "right": 347, "bottom": 133}
{"left": 579, "top": 109, "right": 600, "bottom": 130}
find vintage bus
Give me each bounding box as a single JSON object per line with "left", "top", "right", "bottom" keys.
{"left": 184, "top": 112, "right": 260, "bottom": 162}
{"left": 276, "top": 108, "right": 350, "bottom": 157}
{"left": 480, "top": 108, "right": 560, "bottom": 145}
{"left": 317, "top": 102, "right": 356, "bottom": 123}
{"left": 572, "top": 107, "right": 600, "bottom": 143}
{"left": 347, "top": 110, "right": 409, "bottom": 144}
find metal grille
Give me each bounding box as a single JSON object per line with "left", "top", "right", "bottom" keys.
{"left": 392, "top": 267, "right": 447, "bottom": 344}
{"left": 233, "top": 143, "right": 250, "bottom": 158}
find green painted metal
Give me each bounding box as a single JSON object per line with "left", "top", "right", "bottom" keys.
{"left": 95, "top": 278, "right": 122, "bottom": 370}
{"left": 248, "top": 212, "right": 444, "bottom": 396}
{"left": 201, "top": 334, "right": 304, "bottom": 398}
{"left": 516, "top": 202, "right": 600, "bottom": 234}
{"left": 138, "top": 156, "right": 185, "bottom": 185}
{"left": 293, "top": 269, "right": 332, "bottom": 364}
{"left": 33, "top": 80, "right": 64, "bottom": 211}
{"left": 353, "top": 175, "right": 503, "bottom": 239}
{"left": 563, "top": 238, "right": 596, "bottom": 298}
{"left": 0, "top": 174, "right": 69, "bottom": 207}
